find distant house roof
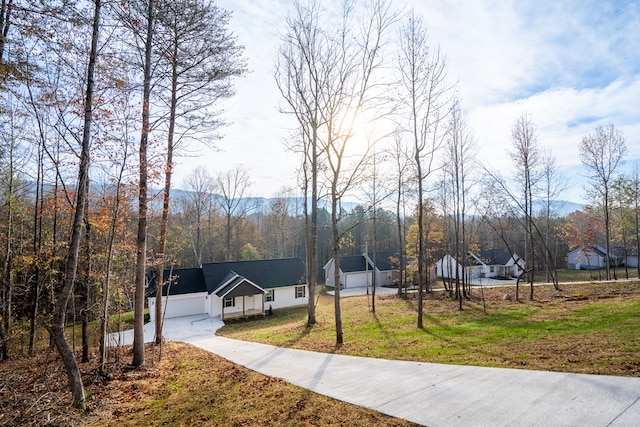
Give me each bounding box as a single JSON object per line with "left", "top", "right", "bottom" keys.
{"left": 326, "top": 251, "right": 401, "bottom": 273}
{"left": 338, "top": 255, "right": 369, "bottom": 273}
{"left": 365, "top": 251, "right": 400, "bottom": 271}
{"left": 148, "top": 258, "right": 306, "bottom": 297}
{"left": 467, "top": 249, "right": 522, "bottom": 267}
{"left": 480, "top": 249, "right": 514, "bottom": 266}
{"left": 567, "top": 245, "right": 627, "bottom": 259}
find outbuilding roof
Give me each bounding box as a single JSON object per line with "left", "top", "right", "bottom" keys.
{"left": 325, "top": 251, "right": 400, "bottom": 273}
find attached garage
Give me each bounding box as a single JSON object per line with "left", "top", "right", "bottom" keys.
{"left": 148, "top": 267, "right": 207, "bottom": 322}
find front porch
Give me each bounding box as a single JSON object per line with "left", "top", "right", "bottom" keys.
{"left": 222, "top": 308, "right": 264, "bottom": 320}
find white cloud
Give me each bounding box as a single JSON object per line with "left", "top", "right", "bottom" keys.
{"left": 469, "top": 75, "right": 640, "bottom": 202}
{"left": 174, "top": 0, "right": 640, "bottom": 204}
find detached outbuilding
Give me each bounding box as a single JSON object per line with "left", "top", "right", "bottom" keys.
{"left": 147, "top": 258, "right": 308, "bottom": 321}
{"left": 566, "top": 245, "right": 627, "bottom": 270}
{"left": 323, "top": 251, "right": 400, "bottom": 289}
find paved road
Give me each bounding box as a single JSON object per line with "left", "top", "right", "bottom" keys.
{"left": 111, "top": 316, "right": 640, "bottom": 427}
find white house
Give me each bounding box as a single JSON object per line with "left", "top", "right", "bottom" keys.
{"left": 566, "top": 245, "right": 626, "bottom": 270}
{"left": 147, "top": 258, "right": 308, "bottom": 321}
{"left": 435, "top": 254, "right": 464, "bottom": 279}
{"left": 323, "top": 251, "right": 399, "bottom": 289}
{"left": 436, "top": 249, "right": 525, "bottom": 281}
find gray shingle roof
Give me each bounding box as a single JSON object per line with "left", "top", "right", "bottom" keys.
{"left": 338, "top": 255, "right": 368, "bottom": 273}
{"left": 202, "top": 258, "right": 305, "bottom": 294}
{"left": 474, "top": 249, "right": 518, "bottom": 266}
{"left": 367, "top": 251, "right": 400, "bottom": 271}
{"left": 214, "top": 274, "right": 264, "bottom": 298}
{"left": 335, "top": 251, "right": 400, "bottom": 273}
{"left": 150, "top": 258, "right": 306, "bottom": 297}
{"left": 147, "top": 267, "right": 206, "bottom": 297}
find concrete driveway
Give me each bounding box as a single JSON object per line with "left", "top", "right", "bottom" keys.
{"left": 110, "top": 316, "right": 640, "bottom": 426}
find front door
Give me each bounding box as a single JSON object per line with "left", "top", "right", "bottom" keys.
{"left": 244, "top": 295, "right": 255, "bottom": 311}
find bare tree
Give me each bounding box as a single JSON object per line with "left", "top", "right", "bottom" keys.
{"left": 579, "top": 124, "right": 627, "bottom": 281}
{"left": 48, "top": 0, "right": 103, "bottom": 408}
{"left": 215, "top": 165, "right": 254, "bottom": 261}
{"left": 0, "top": 0, "right": 11, "bottom": 62}
{"left": 388, "top": 128, "right": 411, "bottom": 297}
{"left": 132, "top": 0, "right": 155, "bottom": 368}
{"left": 152, "top": 0, "right": 246, "bottom": 344}
{"left": 442, "top": 100, "right": 476, "bottom": 309}
{"left": 539, "top": 151, "right": 566, "bottom": 283}
{"left": 397, "top": 10, "right": 451, "bottom": 328}
{"left": 320, "top": 0, "right": 395, "bottom": 344}
{"left": 483, "top": 115, "right": 563, "bottom": 296}
{"left": 630, "top": 163, "right": 640, "bottom": 278}
{"left": 263, "top": 188, "right": 297, "bottom": 259}
{"left": 181, "top": 166, "right": 216, "bottom": 265}
{"left": 510, "top": 113, "right": 540, "bottom": 298}
{"left": 275, "top": 0, "right": 323, "bottom": 326}
{"left": 0, "top": 97, "right": 24, "bottom": 361}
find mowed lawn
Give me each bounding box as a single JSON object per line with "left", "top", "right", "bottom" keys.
{"left": 218, "top": 281, "right": 640, "bottom": 377}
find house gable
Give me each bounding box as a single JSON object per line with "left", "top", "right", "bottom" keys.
{"left": 215, "top": 274, "right": 265, "bottom": 298}
{"left": 202, "top": 258, "right": 305, "bottom": 294}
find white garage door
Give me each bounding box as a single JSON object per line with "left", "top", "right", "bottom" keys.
{"left": 148, "top": 292, "right": 207, "bottom": 321}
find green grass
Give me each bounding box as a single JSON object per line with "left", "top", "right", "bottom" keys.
{"left": 218, "top": 282, "right": 640, "bottom": 376}
{"left": 549, "top": 267, "right": 639, "bottom": 282}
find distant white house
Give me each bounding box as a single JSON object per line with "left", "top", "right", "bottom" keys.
{"left": 435, "top": 249, "right": 525, "bottom": 280}
{"left": 323, "top": 251, "right": 400, "bottom": 289}
{"left": 566, "top": 245, "right": 627, "bottom": 270}
{"left": 147, "top": 258, "right": 308, "bottom": 321}
{"left": 435, "top": 254, "right": 464, "bottom": 279}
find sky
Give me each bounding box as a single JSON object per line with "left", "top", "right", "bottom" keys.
{"left": 173, "top": 0, "right": 640, "bottom": 205}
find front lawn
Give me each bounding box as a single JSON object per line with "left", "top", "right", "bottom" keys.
{"left": 218, "top": 281, "right": 640, "bottom": 376}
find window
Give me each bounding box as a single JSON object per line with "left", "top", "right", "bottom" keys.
{"left": 295, "top": 285, "right": 306, "bottom": 299}
{"left": 224, "top": 296, "right": 235, "bottom": 308}
{"left": 265, "top": 289, "right": 274, "bottom": 302}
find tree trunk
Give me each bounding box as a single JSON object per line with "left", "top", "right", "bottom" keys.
{"left": 331, "top": 180, "right": 343, "bottom": 344}
{"left": 416, "top": 155, "right": 425, "bottom": 329}
{"left": 99, "top": 185, "right": 125, "bottom": 372}
{"left": 81, "top": 199, "right": 92, "bottom": 363}
{"left": 154, "top": 34, "right": 179, "bottom": 347}
{"left": 0, "top": 0, "right": 13, "bottom": 62}
{"left": 49, "top": 0, "right": 102, "bottom": 408}
{"left": 307, "top": 126, "right": 318, "bottom": 326}
{"left": 133, "top": 0, "right": 155, "bottom": 367}
{"left": 0, "top": 124, "right": 15, "bottom": 360}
